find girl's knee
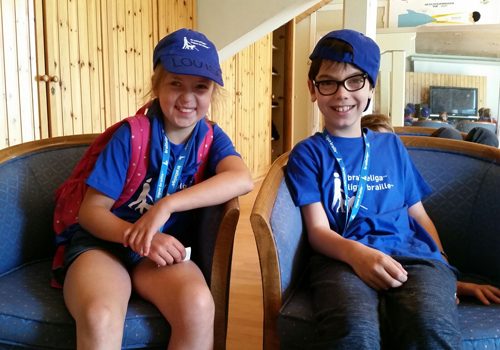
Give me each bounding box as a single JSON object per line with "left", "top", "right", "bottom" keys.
{"left": 76, "top": 301, "right": 127, "bottom": 334}
{"left": 173, "top": 286, "right": 215, "bottom": 326}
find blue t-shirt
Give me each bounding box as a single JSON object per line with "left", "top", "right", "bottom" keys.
{"left": 286, "top": 129, "right": 447, "bottom": 264}
{"left": 85, "top": 101, "right": 240, "bottom": 243}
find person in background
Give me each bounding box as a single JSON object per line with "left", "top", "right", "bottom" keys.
{"left": 418, "top": 106, "right": 431, "bottom": 120}
{"left": 431, "top": 127, "right": 463, "bottom": 140}
{"left": 361, "top": 113, "right": 394, "bottom": 133}
{"left": 404, "top": 107, "right": 414, "bottom": 126}
{"left": 478, "top": 107, "right": 485, "bottom": 120}
{"left": 465, "top": 127, "right": 499, "bottom": 148}
{"left": 438, "top": 111, "right": 454, "bottom": 127}
{"left": 479, "top": 108, "right": 492, "bottom": 122}
{"left": 406, "top": 103, "right": 415, "bottom": 114}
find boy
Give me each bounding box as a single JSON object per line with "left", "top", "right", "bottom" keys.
{"left": 286, "top": 29, "right": 463, "bottom": 349}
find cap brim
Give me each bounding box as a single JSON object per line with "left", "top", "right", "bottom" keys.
{"left": 159, "top": 55, "right": 224, "bottom": 86}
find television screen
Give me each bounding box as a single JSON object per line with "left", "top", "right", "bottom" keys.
{"left": 429, "top": 86, "right": 478, "bottom": 117}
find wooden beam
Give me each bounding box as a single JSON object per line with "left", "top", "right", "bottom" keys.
{"left": 295, "top": 0, "right": 333, "bottom": 23}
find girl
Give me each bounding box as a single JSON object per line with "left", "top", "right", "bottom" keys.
{"left": 54, "top": 28, "right": 254, "bottom": 350}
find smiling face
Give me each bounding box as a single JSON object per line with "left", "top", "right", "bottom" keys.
{"left": 308, "top": 60, "right": 373, "bottom": 137}
{"left": 154, "top": 71, "right": 215, "bottom": 140}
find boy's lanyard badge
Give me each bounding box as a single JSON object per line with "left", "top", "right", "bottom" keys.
{"left": 322, "top": 128, "right": 371, "bottom": 232}
{"left": 154, "top": 132, "right": 192, "bottom": 231}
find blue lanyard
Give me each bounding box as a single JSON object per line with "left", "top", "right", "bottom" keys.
{"left": 322, "top": 128, "right": 371, "bottom": 232}
{"left": 155, "top": 132, "right": 192, "bottom": 231}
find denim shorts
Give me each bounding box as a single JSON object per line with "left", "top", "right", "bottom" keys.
{"left": 52, "top": 229, "right": 145, "bottom": 286}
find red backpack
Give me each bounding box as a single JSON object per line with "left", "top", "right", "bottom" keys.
{"left": 52, "top": 105, "right": 213, "bottom": 287}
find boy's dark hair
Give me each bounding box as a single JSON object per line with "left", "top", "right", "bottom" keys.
{"left": 308, "top": 39, "right": 355, "bottom": 82}
{"left": 472, "top": 11, "right": 481, "bottom": 22}
{"left": 478, "top": 107, "right": 484, "bottom": 117}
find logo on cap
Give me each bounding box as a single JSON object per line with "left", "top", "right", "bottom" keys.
{"left": 183, "top": 37, "right": 199, "bottom": 51}
{"left": 182, "top": 37, "right": 211, "bottom": 52}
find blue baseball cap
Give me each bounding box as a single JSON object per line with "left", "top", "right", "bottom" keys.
{"left": 405, "top": 107, "right": 414, "bottom": 116}
{"left": 309, "top": 29, "right": 380, "bottom": 87}
{"left": 153, "top": 28, "right": 223, "bottom": 86}
{"left": 421, "top": 107, "right": 431, "bottom": 118}
{"left": 406, "top": 103, "right": 416, "bottom": 113}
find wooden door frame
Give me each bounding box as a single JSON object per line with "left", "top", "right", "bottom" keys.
{"left": 282, "top": 19, "right": 295, "bottom": 153}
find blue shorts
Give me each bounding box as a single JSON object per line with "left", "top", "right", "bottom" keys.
{"left": 52, "top": 229, "right": 145, "bottom": 286}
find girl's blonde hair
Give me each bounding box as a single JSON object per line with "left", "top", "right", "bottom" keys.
{"left": 142, "top": 65, "right": 226, "bottom": 116}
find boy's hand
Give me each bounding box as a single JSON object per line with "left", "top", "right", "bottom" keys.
{"left": 457, "top": 281, "right": 500, "bottom": 305}
{"left": 349, "top": 244, "right": 408, "bottom": 291}
{"left": 146, "top": 233, "right": 186, "bottom": 266}
{"left": 123, "top": 202, "right": 172, "bottom": 256}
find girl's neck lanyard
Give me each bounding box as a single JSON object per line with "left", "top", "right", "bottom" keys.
{"left": 155, "top": 132, "right": 192, "bottom": 202}
{"left": 154, "top": 132, "right": 192, "bottom": 232}
{"left": 322, "top": 128, "right": 371, "bottom": 231}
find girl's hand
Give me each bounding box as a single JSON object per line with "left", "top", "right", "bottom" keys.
{"left": 457, "top": 281, "right": 500, "bottom": 305}
{"left": 146, "top": 233, "right": 186, "bottom": 266}
{"left": 349, "top": 244, "right": 408, "bottom": 291}
{"left": 123, "top": 201, "right": 172, "bottom": 256}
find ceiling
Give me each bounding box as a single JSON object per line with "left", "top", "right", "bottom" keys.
{"left": 416, "top": 28, "right": 500, "bottom": 58}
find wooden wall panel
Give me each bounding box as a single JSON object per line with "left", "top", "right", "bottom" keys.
{"left": 254, "top": 34, "right": 272, "bottom": 178}
{"left": 214, "top": 56, "right": 237, "bottom": 143}
{"left": 0, "top": 0, "right": 40, "bottom": 147}
{"left": 405, "top": 72, "right": 487, "bottom": 108}
{"left": 212, "top": 34, "right": 273, "bottom": 178}
{"left": 0, "top": 2, "right": 7, "bottom": 148}
{"left": 157, "top": 0, "right": 195, "bottom": 38}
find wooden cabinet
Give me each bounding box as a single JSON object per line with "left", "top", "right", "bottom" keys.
{"left": 0, "top": 0, "right": 195, "bottom": 148}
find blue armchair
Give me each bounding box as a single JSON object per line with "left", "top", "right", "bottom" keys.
{"left": 251, "top": 136, "right": 500, "bottom": 350}
{"left": 0, "top": 135, "right": 239, "bottom": 350}
{"left": 394, "top": 126, "right": 466, "bottom": 139}
{"left": 457, "top": 121, "right": 497, "bottom": 134}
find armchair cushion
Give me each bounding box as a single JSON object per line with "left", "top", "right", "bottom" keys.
{"left": 0, "top": 260, "right": 170, "bottom": 349}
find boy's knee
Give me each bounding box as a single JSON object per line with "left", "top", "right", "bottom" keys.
{"left": 318, "top": 313, "right": 379, "bottom": 347}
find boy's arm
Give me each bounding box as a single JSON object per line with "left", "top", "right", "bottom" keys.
{"left": 408, "top": 201, "right": 500, "bottom": 305}
{"left": 124, "top": 155, "right": 254, "bottom": 256}
{"left": 302, "top": 202, "right": 408, "bottom": 291}
{"left": 407, "top": 201, "right": 445, "bottom": 254}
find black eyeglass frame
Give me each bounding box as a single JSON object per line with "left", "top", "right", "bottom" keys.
{"left": 313, "top": 73, "right": 368, "bottom": 96}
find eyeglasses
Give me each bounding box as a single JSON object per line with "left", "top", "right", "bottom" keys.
{"left": 314, "top": 73, "right": 368, "bottom": 96}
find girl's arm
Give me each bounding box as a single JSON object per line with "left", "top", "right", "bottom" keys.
{"left": 302, "top": 202, "right": 407, "bottom": 291}
{"left": 124, "top": 155, "right": 253, "bottom": 255}
{"left": 79, "top": 187, "right": 187, "bottom": 265}
{"left": 79, "top": 186, "right": 131, "bottom": 243}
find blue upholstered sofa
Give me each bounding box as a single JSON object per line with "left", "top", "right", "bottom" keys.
{"left": 251, "top": 136, "right": 500, "bottom": 350}
{"left": 0, "top": 135, "right": 239, "bottom": 350}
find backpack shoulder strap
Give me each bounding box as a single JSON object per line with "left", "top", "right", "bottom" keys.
{"left": 193, "top": 119, "right": 214, "bottom": 184}
{"left": 113, "top": 114, "right": 151, "bottom": 208}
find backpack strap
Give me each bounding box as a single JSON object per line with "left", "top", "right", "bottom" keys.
{"left": 113, "top": 115, "right": 151, "bottom": 208}
{"left": 193, "top": 119, "right": 214, "bottom": 184}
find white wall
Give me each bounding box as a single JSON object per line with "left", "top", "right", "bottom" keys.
{"left": 198, "top": 0, "right": 321, "bottom": 61}
{"left": 413, "top": 57, "right": 500, "bottom": 120}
